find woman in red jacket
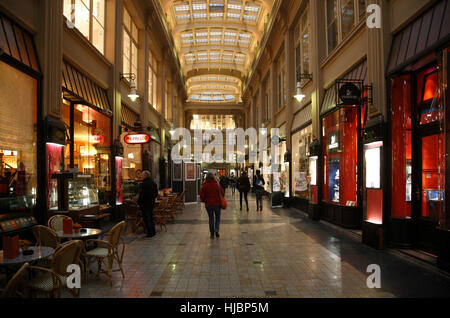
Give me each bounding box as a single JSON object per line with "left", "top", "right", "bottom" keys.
{"left": 200, "top": 172, "right": 224, "bottom": 239}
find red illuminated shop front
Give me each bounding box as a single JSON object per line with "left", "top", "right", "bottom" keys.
{"left": 319, "top": 62, "right": 367, "bottom": 229}
{"left": 386, "top": 0, "right": 450, "bottom": 267}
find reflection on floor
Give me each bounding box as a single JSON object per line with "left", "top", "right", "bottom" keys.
{"left": 74, "top": 192, "right": 450, "bottom": 298}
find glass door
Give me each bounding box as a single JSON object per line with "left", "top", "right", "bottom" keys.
{"left": 419, "top": 132, "right": 444, "bottom": 223}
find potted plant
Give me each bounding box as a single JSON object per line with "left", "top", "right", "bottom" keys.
{"left": 73, "top": 223, "right": 82, "bottom": 233}
{"left": 19, "top": 240, "right": 32, "bottom": 255}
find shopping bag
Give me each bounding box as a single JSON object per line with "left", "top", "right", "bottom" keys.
{"left": 63, "top": 218, "right": 73, "bottom": 234}
{"left": 217, "top": 182, "right": 227, "bottom": 210}
{"left": 3, "top": 235, "right": 19, "bottom": 259}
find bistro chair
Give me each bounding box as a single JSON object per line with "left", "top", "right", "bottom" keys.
{"left": 166, "top": 195, "right": 177, "bottom": 223}
{"left": 83, "top": 221, "right": 126, "bottom": 286}
{"left": 123, "top": 200, "right": 144, "bottom": 235}
{"left": 153, "top": 198, "right": 169, "bottom": 232}
{"left": 48, "top": 214, "right": 73, "bottom": 232}
{"left": 32, "top": 225, "right": 61, "bottom": 266}
{"left": 25, "top": 240, "right": 84, "bottom": 298}
{"left": 0, "top": 262, "right": 29, "bottom": 298}
{"left": 174, "top": 190, "right": 185, "bottom": 213}
{"left": 32, "top": 225, "right": 61, "bottom": 249}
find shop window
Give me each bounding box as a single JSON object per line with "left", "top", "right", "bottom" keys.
{"left": 292, "top": 125, "right": 312, "bottom": 199}
{"left": 322, "top": 107, "right": 358, "bottom": 206}
{"left": 390, "top": 75, "right": 412, "bottom": 218}
{"left": 416, "top": 68, "right": 442, "bottom": 125}
{"left": 62, "top": 102, "right": 112, "bottom": 203}
{"left": 0, "top": 62, "right": 37, "bottom": 213}
{"left": 64, "top": 0, "right": 105, "bottom": 54}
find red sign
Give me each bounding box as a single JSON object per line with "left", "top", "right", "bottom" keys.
{"left": 90, "top": 135, "right": 104, "bottom": 144}
{"left": 124, "top": 134, "right": 150, "bottom": 144}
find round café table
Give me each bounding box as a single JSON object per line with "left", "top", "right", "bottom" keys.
{"left": 56, "top": 228, "right": 102, "bottom": 240}
{"left": 0, "top": 246, "right": 55, "bottom": 281}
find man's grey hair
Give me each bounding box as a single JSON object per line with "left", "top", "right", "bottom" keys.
{"left": 142, "top": 170, "right": 151, "bottom": 179}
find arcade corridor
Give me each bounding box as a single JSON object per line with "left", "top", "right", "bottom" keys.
{"left": 78, "top": 193, "right": 450, "bottom": 298}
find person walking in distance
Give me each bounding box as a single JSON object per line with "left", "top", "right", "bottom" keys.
{"left": 237, "top": 171, "right": 250, "bottom": 211}
{"left": 219, "top": 174, "right": 229, "bottom": 195}
{"left": 200, "top": 172, "right": 225, "bottom": 239}
{"left": 253, "top": 170, "right": 265, "bottom": 212}
{"left": 229, "top": 172, "right": 237, "bottom": 196}
{"left": 138, "top": 170, "right": 158, "bottom": 237}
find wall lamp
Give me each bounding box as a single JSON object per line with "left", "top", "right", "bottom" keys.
{"left": 294, "top": 73, "right": 313, "bottom": 102}
{"left": 120, "top": 73, "right": 139, "bottom": 102}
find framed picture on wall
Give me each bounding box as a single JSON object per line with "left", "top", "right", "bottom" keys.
{"left": 173, "top": 163, "right": 182, "bottom": 181}
{"left": 185, "top": 162, "right": 196, "bottom": 181}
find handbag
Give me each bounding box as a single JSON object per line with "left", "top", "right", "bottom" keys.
{"left": 217, "top": 182, "right": 227, "bottom": 210}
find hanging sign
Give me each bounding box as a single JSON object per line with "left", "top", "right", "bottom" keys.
{"left": 124, "top": 133, "right": 150, "bottom": 144}
{"left": 90, "top": 135, "right": 104, "bottom": 144}
{"left": 339, "top": 82, "right": 361, "bottom": 105}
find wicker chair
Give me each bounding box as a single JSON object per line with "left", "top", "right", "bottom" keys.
{"left": 166, "top": 195, "right": 177, "bottom": 223}
{"left": 153, "top": 198, "right": 169, "bottom": 232}
{"left": 32, "top": 225, "right": 60, "bottom": 249}
{"left": 48, "top": 214, "right": 73, "bottom": 232}
{"left": 25, "top": 240, "right": 84, "bottom": 298}
{"left": 0, "top": 263, "right": 28, "bottom": 298}
{"left": 174, "top": 190, "right": 185, "bottom": 212}
{"left": 123, "top": 200, "right": 144, "bottom": 235}
{"left": 84, "top": 221, "right": 126, "bottom": 286}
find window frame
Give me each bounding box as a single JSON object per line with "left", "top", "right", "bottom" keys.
{"left": 123, "top": 7, "right": 139, "bottom": 86}
{"left": 325, "top": 0, "right": 366, "bottom": 55}
{"left": 64, "top": 0, "right": 106, "bottom": 55}
{"left": 148, "top": 50, "right": 158, "bottom": 110}
{"left": 295, "top": 5, "right": 310, "bottom": 86}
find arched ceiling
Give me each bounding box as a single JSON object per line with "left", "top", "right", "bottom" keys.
{"left": 162, "top": 0, "right": 274, "bottom": 104}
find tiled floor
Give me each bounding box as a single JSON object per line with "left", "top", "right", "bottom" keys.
{"left": 77, "top": 193, "right": 450, "bottom": 298}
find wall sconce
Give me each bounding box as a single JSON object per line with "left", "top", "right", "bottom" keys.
{"left": 120, "top": 73, "right": 139, "bottom": 102}
{"left": 169, "top": 124, "right": 175, "bottom": 135}
{"left": 294, "top": 73, "right": 313, "bottom": 102}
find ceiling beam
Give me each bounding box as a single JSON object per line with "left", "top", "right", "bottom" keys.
{"left": 179, "top": 45, "right": 251, "bottom": 56}
{"left": 173, "top": 22, "right": 261, "bottom": 41}
{"left": 186, "top": 68, "right": 246, "bottom": 81}
{"left": 183, "top": 63, "right": 247, "bottom": 73}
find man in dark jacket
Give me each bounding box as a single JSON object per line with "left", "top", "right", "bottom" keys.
{"left": 138, "top": 170, "right": 158, "bottom": 237}
{"left": 236, "top": 171, "right": 250, "bottom": 211}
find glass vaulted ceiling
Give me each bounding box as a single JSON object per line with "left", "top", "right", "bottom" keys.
{"left": 161, "top": 0, "right": 273, "bottom": 103}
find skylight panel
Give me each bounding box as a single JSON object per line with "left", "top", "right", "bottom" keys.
{"left": 176, "top": 14, "right": 191, "bottom": 20}
{"left": 210, "top": 13, "right": 224, "bottom": 18}
{"left": 227, "top": 12, "right": 241, "bottom": 19}
{"left": 243, "top": 15, "right": 257, "bottom": 21}
{"left": 193, "top": 13, "right": 207, "bottom": 19}
{"left": 228, "top": 3, "right": 242, "bottom": 10}
{"left": 192, "top": 3, "right": 207, "bottom": 10}
{"left": 225, "top": 95, "right": 235, "bottom": 100}
{"left": 175, "top": 4, "right": 190, "bottom": 11}
{"left": 244, "top": 5, "right": 259, "bottom": 12}
{"left": 181, "top": 33, "right": 193, "bottom": 38}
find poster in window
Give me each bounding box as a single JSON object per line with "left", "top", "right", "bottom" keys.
{"left": 173, "top": 163, "right": 182, "bottom": 181}
{"left": 185, "top": 163, "right": 196, "bottom": 181}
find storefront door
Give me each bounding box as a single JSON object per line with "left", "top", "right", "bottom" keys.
{"left": 412, "top": 65, "right": 445, "bottom": 255}
{"left": 416, "top": 126, "right": 444, "bottom": 254}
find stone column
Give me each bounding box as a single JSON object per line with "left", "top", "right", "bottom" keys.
{"left": 309, "top": 0, "right": 325, "bottom": 141}
{"left": 367, "top": 0, "right": 390, "bottom": 119}
{"left": 39, "top": 0, "right": 63, "bottom": 118}
{"left": 110, "top": 0, "right": 123, "bottom": 141}
{"left": 284, "top": 26, "right": 295, "bottom": 152}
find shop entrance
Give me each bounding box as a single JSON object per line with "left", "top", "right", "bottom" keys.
{"left": 415, "top": 119, "right": 444, "bottom": 255}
